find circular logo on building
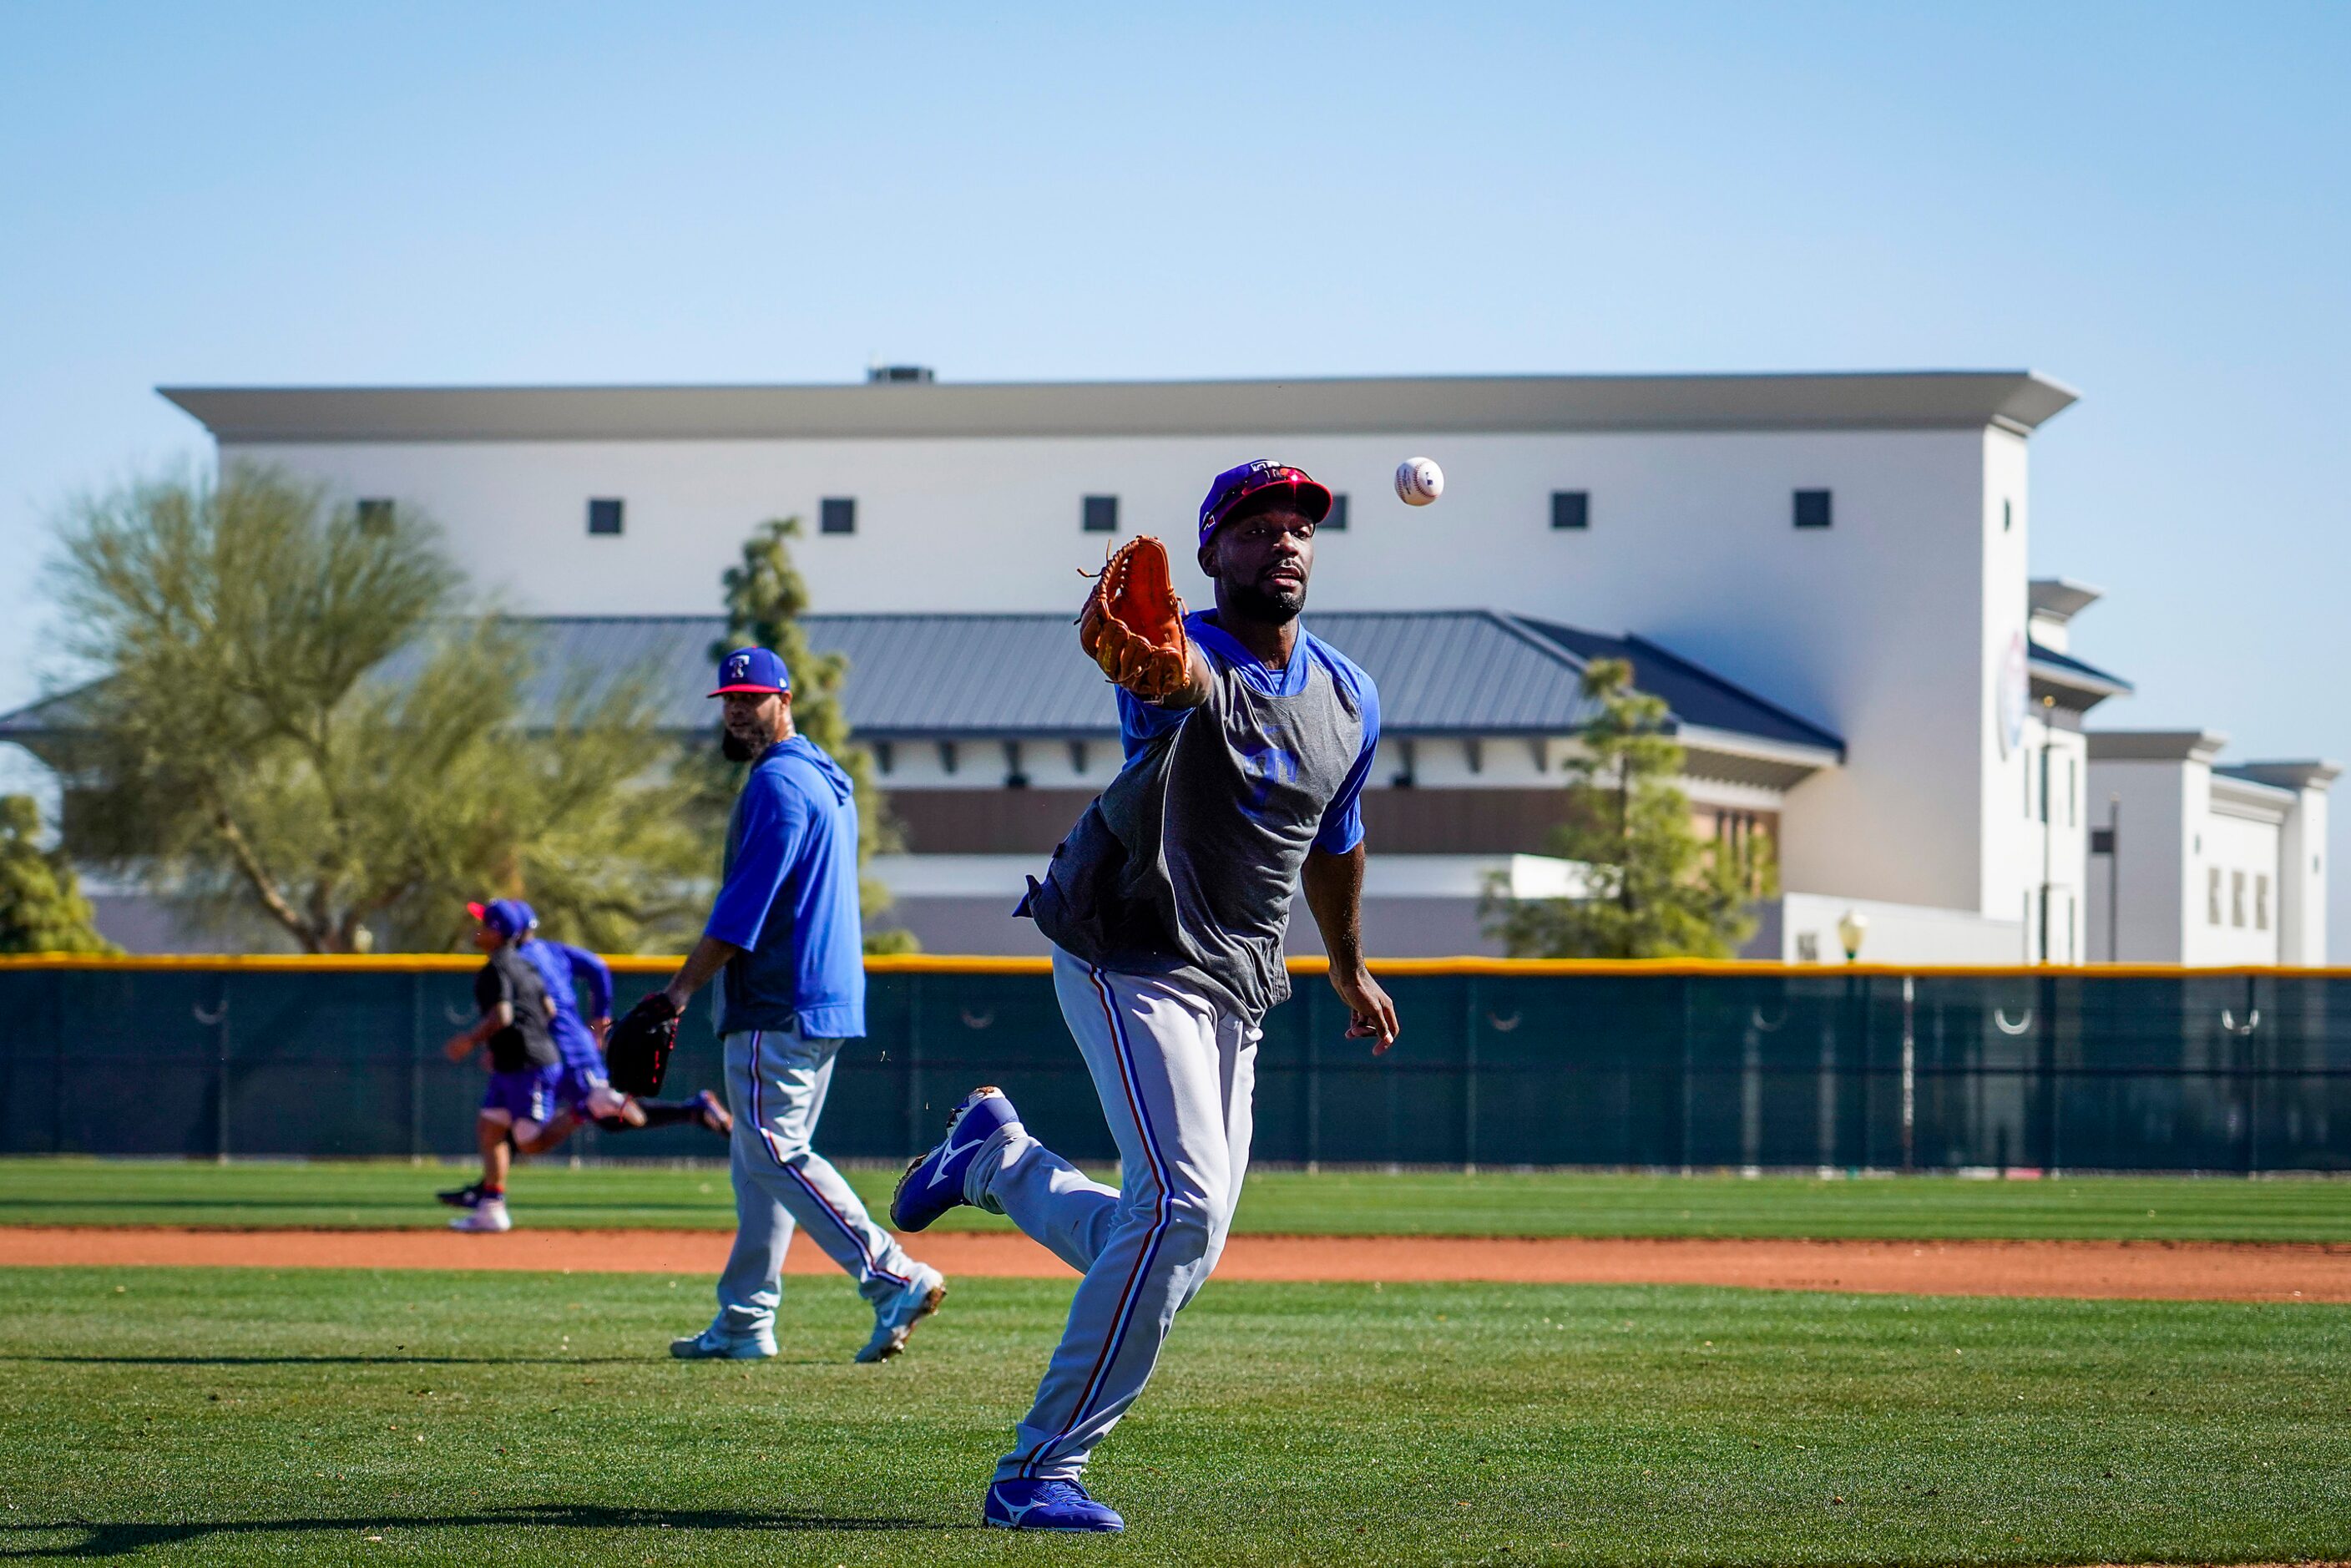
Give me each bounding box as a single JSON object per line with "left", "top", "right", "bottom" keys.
{"left": 1996, "top": 630, "right": 2030, "bottom": 758}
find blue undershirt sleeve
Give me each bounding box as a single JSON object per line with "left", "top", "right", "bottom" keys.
{"left": 564, "top": 943, "right": 614, "bottom": 1020}
{"left": 1117, "top": 685, "right": 1191, "bottom": 757}
{"left": 704, "top": 776, "right": 810, "bottom": 949}
{"left": 1313, "top": 673, "right": 1380, "bottom": 856}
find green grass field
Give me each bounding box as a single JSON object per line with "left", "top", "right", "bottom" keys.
{"left": 5, "top": 1157, "right": 2348, "bottom": 1241}
{"left": 1, "top": 1266, "right": 2344, "bottom": 1565}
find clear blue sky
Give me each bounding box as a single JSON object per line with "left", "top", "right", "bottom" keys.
{"left": 3, "top": 3, "right": 2344, "bottom": 943}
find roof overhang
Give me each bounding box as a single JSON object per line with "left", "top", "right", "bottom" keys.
{"left": 2209, "top": 772, "right": 2297, "bottom": 823}
{"left": 159, "top": 370, "right": 2081, "bottom": 445}
{"left": 2219, "top": 760, "right": 2343, "bottom": 795}
{"left": 2088, "top": 730, "right": 2228, "bottom": 764}
{"left": 2027, "top": 577, "right": 2105, "bottom": 622}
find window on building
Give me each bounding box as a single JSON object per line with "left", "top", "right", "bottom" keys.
{"left": 2068, "top": 757, "right": 2078, "bottom": 827}
{"left": 587, "top": 498, "right": 624, "bottom": 536}
{"left": 1551, "top": 490, "right": 1590, "bottom": 530}
{"left": 2208, "top": 867, "right": 2222, "bottom": 926}
{"left": 2256, "top": 874, "right": 2271, "bottom": 931}
{"left": 1325, "top": 493, "right": 1348, "bottom": 531}
{"left": 2037, "top": 749, "right": 2050, "bottom": 825}
{"left": 1082, "top": 495, "right": 1118, "bottom": 534}
{"left": 2003, "top": 498, "right": 2013, "bottom": 533}
{"left": 1793, "top": 489, "right": 1833, "bottom": 529}
{"left": 356, "top": 498, "right": 395, "bottom": 534}
{"left": 2231, "top": 869, "right": 2247, "bottom": 928}
{"left": 820, "top": 498, "right": 856, "bottom": 535}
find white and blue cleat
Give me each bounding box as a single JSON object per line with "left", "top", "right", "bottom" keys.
{"left": 856, "top": 1263, "right": 948, "bottom": 1363}
{"left": 668, "top": 1325, "right": 778, "bottom": 1360}
{"left": 983, "top": 1479, "right": 1125, "bottom": 1533}
{"left": 890, "top": 1086, "right": 1020, "bottom": 1233}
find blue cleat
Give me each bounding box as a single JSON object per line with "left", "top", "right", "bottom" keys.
{"left": 983, "top": 1479, "right": 1125, "bottom": 1533}
{"left": 891, "top": 1086, "right": 1020, "bottom": 1233}
{"left": 856, "top": 1264, "right": 947, "bottom": 1363}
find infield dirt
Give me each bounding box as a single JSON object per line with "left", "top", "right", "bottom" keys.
{"left": 3, "top": 1226, "right": 2345, "bottom": 1301}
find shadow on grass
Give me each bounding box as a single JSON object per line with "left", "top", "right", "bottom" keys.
{"left": 15, "top": 1355, "right": 695, "bottom": 1368}
{"left": 0, "top": 1503, "right": 955, "bottom": 1556}
{"left": 0, "top": 1197, "right": 733, "bottom": 1217}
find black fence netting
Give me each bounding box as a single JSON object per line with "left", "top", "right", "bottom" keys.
{"left": 0, "top": 964, "right": 2343, "bottom": 1171}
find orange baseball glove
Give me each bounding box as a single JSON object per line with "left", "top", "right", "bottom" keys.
{"left": 1079, "top": 536, "right": 1191, "bottom": 701}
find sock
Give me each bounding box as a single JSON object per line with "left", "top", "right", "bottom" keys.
{"left": 482, "top": 1185, "right": 505, "bottom": 1201}
{"left": 633, "top": 1098, "right": 705, "bottom": 1129}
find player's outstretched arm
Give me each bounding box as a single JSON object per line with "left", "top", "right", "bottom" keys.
{"left": 1302, "top": 842, "right": 1399, "bottom": 1055}
{"left": 1078, "top": 535, "right": 1206, "bottom": 708}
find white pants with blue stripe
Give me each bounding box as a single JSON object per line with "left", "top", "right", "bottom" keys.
{"left": 980, "top": 947, "right": 1259, "bottom": 1482}
{"left": 712, "top": 1026, "right": 922, "bottom": 1338}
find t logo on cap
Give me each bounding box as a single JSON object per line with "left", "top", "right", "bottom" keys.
{"left": 708, "top": 646, "right": 791, "bottom": 696}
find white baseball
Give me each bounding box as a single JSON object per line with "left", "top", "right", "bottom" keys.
{"left": 1395, "top": 457, "right": 1443, "bottom": 506}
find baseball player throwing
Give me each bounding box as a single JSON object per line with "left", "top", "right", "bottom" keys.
{"left": 645, "top": 646, "right": 946, "bottom": 1364}
{"left": 892, "top": 460, "right": 1399, "bottom": 1532}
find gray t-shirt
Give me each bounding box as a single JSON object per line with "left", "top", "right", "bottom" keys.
{"left": 1024, "top": 613, "right": 1381, "bottom": 1023}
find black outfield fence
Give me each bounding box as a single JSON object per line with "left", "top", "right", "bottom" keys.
{"left": 0, "top": 957, "right": 2344, "bottom": 1172}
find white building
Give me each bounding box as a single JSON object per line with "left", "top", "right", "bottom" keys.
{"left": 5, "top": 369, "right": 2333, "bottom": 962}
{"left": 2083, "top": 734, "right": 2333, "bottom": 964}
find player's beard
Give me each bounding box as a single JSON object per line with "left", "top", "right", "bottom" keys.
{"left": 720, "top": 727, "right": 758, "bottom": 761}
{"left": 1228, "top": 579, "right": 1304, "bottom": 625}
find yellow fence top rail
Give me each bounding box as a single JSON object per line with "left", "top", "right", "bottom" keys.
{"left": 3, "top": 953, "right": 2350, "bottom": 980}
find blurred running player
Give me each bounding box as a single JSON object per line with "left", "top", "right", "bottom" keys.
{"left": 439, "top": 899, "right": 730, "bottom": 1226}
{"left": 440, "top": 901, "right": 563, "bottom": 1233}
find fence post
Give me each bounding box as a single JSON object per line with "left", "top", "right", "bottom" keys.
{"left": 409, "top": 972, "right": 426, "bottom": 1161}
{"left": 1303, "top": 981, "right": 1322, "bottom": 1172}
{"left": 2242, "top": 973, "right": 2262, "bottom": 1176}
{"left": 205, "top": 978, "right": 232, "bottom": 1164}
{"left": 1462, "top": 974, "right": 1479, "bottom": 1173}
{"left": 904, "top": 974, "right": 925, "bottom": 1154}
{"left": 1677, "top": 975, "right": 1694, "bottom": 1172}
{"left": 1900, "top": 974, "right": 1916, "bottom": 1173}
{"left": 2038, "top": 970, "right": 2060, "bottom": 1173}
{"left": 52, "top": 969, "right": 67, "bottom": 1154}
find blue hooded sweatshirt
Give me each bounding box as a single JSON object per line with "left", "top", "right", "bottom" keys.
{"left": 705, "top": 736, "right": 866, "bottom": 1039}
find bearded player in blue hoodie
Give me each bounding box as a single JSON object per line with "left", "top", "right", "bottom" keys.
{"left": 648, "top": 647, "right": 947, "bottom": 1364}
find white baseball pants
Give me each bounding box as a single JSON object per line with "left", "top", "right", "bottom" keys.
{"left": 978, "top": 947, "right": 1260, "bottom": 1483}
{"left": 710, "top": 1025, "right": 924, "bottom": 1338}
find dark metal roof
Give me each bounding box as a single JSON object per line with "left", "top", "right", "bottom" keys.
{"left": 0, "top": 611, "right": 1846, "bottom": 758}
{"left": 1504, "top": 619, "right": 1846, "bottom": 756}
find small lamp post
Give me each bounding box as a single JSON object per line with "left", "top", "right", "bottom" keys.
{"left": 1837, "top": 908, "right": 1869, "bottom": 963}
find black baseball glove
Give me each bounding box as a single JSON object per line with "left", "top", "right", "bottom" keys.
{"left": 605, "top": 993, "right": 680, "bottom": 1096}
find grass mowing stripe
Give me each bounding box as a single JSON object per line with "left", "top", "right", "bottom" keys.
{"left": 0, "top": 1266, "right": 2343, "bottom": 1565}
{"left": 4, "top": 1157, "right": 2349, "bottom": 1241}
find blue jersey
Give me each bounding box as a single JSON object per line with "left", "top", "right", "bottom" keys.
{"left": 705, "top": 735, "right": 867, "bottom": 1040}
{"left": 517, "top": 937, "right": 614, "bottom": 1072}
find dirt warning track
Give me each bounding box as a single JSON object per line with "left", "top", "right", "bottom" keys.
{"left": 3, "top": 1227, "right": 2347, "bottom": 1302}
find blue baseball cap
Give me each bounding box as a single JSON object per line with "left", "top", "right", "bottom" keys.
{"left": 1198, "top": 460, "right": 1332, "bottom": 545}
{"left": 710, "top": 646, "right": 791, "bottom": 696}
{"left": 466, "top": 898, "right": 532, "bottom": 938}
